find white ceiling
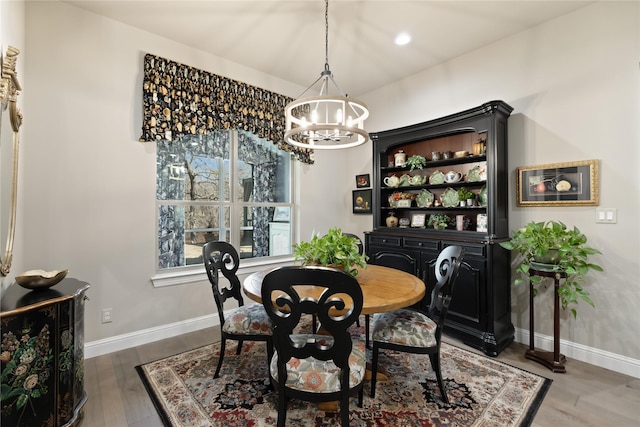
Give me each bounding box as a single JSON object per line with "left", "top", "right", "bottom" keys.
{"left": 64, "top": 0, "right": 593, "bottom": 96}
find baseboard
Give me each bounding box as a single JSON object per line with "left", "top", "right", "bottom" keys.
{"left": 514, "top": 327, "right": 640, "bottom": 379}
{"left": 85, "top": 316, "right": 640, "bottom": 379}
{"left": 84, "top": 313, "right": 221, "bottom": 359}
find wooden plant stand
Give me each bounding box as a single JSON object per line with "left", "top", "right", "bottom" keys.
{"left": 525, "top": 266, "right": 567, "bottom": 373}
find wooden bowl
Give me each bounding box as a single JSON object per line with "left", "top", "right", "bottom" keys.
{"left": 454, "top": 150, "right": 469, "bottom": 158}
{"left": 15, "top": 269, "right": 68, "bottom": 290}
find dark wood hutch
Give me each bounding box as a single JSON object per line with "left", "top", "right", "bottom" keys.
{"left": 365, "top": 100, "right": 515, "bottom": 356}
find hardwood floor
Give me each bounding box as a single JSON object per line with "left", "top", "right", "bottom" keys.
{"left": 83, "top": 326, "right": 640, "bottom": 427}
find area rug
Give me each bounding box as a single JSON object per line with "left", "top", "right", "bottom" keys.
{"left": 137, "top": 329, "right": 551, "bottom": 427}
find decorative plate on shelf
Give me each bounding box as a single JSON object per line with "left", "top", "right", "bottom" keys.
{"left": 440, "top": 188, "right": 460, "bottom": 208}
{"left": 468, "top": 165, "right": 486, "bottom": 182}
{"left": 429, "top": 170, "right": 445, "bottom": 185}
{"left": 15, "top": 269, "right": 68, "bottom": 290}
{"left": 416, "top": 189, "right": 434, "bottom": 207}
{"left": 478, "top": 186, "right": 488, "bottom": 206}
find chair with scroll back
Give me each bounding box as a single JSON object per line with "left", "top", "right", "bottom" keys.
{"left": 369, "top": 245, "right": 464, "bottom": 403}
{"left": 203, "top": 241, "right": 273, "bottom": 378}
{"left": 261, "top": 266, "right": 366, "bottom": 427}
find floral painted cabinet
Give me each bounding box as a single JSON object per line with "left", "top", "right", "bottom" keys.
{"left": 1, "top": 279, "right": 89, "bottom": 426}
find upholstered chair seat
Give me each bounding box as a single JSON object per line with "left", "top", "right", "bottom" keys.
{"left": 223, "top": 304, "right": 272, "bottom": 336}
{"left": 270, "top": 337, "right": 366, "bottom": 394}
{"left": 372, "top": 309, "right": 438, "bottom": 348}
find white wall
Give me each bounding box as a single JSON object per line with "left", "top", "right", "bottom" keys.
{"left": 12, "top": 0, "right": 640, "bottom": 374}
{"left": 0, "top": 0, "right": 25, "bottom": 289}
{"left": 19, "top": 1, "right": 306, "bottom": 344}
{"left": 355, "top": 1, "right": 640, "bottom": 363}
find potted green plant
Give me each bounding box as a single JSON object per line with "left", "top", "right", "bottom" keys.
{"left": 292, "top": 227, "right": 368, "bottom": 276}
{"left": 499, "top": 220, "right": 603, "bottom": 317}
{"left": 427, "top": 214, "right": 450, "bottom": 230}
{"left": 405, "top": 154, "right": 427, "bottom": 171}
{"left": 457, "top": 187, "right": 474, "bottom": 205}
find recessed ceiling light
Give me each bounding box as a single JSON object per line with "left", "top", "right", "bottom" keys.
{"left": 394, "top": 32, "right": 411, "bottom": 46}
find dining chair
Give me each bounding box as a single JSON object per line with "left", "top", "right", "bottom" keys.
{"left": 261, "top": 266, "right": 366, "bottom": 427}
{"left": 203, "top": 241, "right": 273, "bottom": 378}
{"left": 343, "top": 233, "right": 368, "bottom": 341}
{"left": 370, "top": 245, "right": 464, "bottom": 403}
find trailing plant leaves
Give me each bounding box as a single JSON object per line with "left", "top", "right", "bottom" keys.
{"left": 500, "top": 220, "right": 603, "bottom": 316}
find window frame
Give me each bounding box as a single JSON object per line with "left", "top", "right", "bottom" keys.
{"left": 152, "top": 130, "right": 296, "bottom": 287}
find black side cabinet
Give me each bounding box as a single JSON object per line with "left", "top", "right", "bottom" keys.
{"left": 1, "top": 279, "right": 89, "bottom": 426}
{"left": 365, "top": 100, "right": 515, "bottom": 356}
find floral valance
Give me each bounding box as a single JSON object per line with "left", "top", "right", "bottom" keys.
{"left": 139, "top": 53, "right": 314, "bottom": 164}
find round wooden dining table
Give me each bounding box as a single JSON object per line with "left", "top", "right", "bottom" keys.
{"left": 242, "top": 264, "right": 426, "bottom": 315}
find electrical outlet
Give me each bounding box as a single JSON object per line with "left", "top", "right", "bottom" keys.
{"left": 102, "top": 308, "right": 113, "bottom": 323}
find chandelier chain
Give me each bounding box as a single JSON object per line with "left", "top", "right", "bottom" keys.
{"left": 324, "top": 0, "right": 329, "bottom": 67}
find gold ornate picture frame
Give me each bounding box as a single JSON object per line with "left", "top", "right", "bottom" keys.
{"left": 517, "top": 159, "right": 599, "bottom": 207}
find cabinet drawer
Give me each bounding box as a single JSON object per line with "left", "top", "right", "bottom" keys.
{"left": 369, "top": 235, "right": 402, "bottom": 247}
{"left": 404, "top": 238, "right": 439, "bottom": 251}
{"left": 443, "top": 241, "right": 485, "bottom": 257}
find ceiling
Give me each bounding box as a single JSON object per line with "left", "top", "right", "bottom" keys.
{"left": 64, "top": 1, "right": 593, "bottom": 97}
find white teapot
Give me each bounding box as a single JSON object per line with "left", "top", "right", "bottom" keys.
{"left": 444, "top": 171, "right": 463, "bottom": 183}
{"left": 383, "top": 175, "right": 400, "bottom": 187}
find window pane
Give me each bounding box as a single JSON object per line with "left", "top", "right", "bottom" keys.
{"left": 157, "top": 132, "right": 230, "bottom": 201}
{"left": 238, "top": 130, "right": 290, "bottom": 203}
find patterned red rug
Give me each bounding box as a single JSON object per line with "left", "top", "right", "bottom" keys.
{"left": 136, "top": 334, "right": 551, "bottom": 427}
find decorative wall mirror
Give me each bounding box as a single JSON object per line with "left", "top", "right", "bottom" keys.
{"left": 0, "top": 46, "right": 22, "bottom": 276}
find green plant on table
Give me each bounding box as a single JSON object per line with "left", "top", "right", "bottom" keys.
{"left": 499, "top": 220, "right": 603, "bottom": 318}
{"left": 292, "top": 227, "right": 368, "bottom": 276}
{"left": 405, "top": 154, "right": 427, "bottom": 171}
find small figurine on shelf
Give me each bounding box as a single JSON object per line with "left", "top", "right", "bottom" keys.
{"left": 386, "top": 212, "right": 399, "bottom": 227}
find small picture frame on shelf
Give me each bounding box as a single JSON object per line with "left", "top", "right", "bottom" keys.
{"left": 352, "top": 189, "right": 372, "bottom": 214}
{"left": 355, "top": 174, "right": 370, "bottom": 188}
{"left": 411, "top": 213, "right": 426, "bottom": 228}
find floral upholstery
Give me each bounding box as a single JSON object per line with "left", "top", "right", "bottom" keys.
{"left": 270, "top": 337, "right": 366, "bottom": 393}
{"left": 372, "top": 309, "right": 437, "bottom": 347}
{"left": 223, "top": 304, "right": 272, "bottom": 336}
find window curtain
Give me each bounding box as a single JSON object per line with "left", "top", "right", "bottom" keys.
{"left": 139, "top": 53, "right": 314, "bottom": 165}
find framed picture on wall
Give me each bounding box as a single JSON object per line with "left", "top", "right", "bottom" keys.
{"left": 352, "top": 189, "right": 372, "bottom": 214}
{"left": 517, "top": 159, "right": 599, "bottom": 206}
{"left": 356, "top": 174, "right": 370, "bottom": 188}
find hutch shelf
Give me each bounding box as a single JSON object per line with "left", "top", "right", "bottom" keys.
{"left": 365, "top": 100, "right": 515, "bottom": 356}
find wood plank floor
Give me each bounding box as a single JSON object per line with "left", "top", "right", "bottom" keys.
{"left": 84, "top": 326, "right": 640, "bottom": 426}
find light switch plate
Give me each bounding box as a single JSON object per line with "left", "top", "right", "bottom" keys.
{"left": 595, "top": 208, "right": 617, "bottom": 224}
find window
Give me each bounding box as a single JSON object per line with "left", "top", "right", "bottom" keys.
{"left": 156, "top": 130, "right": 293, "bottom": 270}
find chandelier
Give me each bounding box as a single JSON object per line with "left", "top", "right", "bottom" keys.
{"left": 284, "top": 0, "right": 369, "bottom": 150}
